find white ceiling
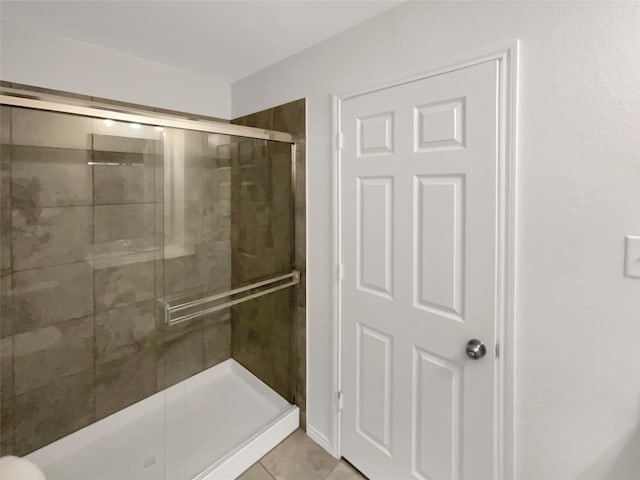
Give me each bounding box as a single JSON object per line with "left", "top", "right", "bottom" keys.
{"left": 0, "top": 0, "right": 401, "bottom": 83}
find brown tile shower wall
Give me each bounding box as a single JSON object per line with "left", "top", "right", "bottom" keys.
{"left": 231, "top": 99, "right": 306, "bottom": 426}
{"left": 0, "top": 106, "right": 232, "bottom": 455}
{"left": 229, "top": 139, "right": 294, "bottom": 402}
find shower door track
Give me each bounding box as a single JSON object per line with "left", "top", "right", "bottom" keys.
{"left": 0, "top": 93, "right": 294, "bottom": 142}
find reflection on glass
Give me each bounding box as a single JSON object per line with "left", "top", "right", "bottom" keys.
{"left": 0, "top": 106, "right": 296, "bottom": 468}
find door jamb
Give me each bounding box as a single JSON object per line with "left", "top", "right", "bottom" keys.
{"left": 330, "top": 42, "right": 519, "bottom": 479}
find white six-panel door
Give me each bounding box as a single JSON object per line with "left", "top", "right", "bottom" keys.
{"left": 340, "top": 60, "right": 500, "bottom": 480}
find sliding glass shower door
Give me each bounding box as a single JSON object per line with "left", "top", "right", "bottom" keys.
{"left": 0, "top": 101, "right": 298, "bottom": 480}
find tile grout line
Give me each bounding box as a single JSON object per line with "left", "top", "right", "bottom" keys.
{"left": 6, "top": 108, "right": 14, "bottom": 450}
{"left": 8, "top": 107, "right": 16, "bottom": 455}
{"left": 257, "top": 459, "right": 277, "bottom": 480}
{"left": 324, "top": 463, "right": 338, "bottom": 480}
{"left": 90, "top": 129, "right": 98, "bottom": 424}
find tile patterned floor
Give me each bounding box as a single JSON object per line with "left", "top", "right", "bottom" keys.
{"left": 238, "top": 429, "right": 366, "bottom": 480}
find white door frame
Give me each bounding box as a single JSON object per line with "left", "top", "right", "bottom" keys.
{"left": 328, "top": 42, "right": 519, "bottom": 479}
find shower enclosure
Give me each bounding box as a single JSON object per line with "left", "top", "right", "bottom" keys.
{"left": 0, "top": 91, "right": 301, "bottom": 479}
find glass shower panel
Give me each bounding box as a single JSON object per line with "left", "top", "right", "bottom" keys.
{"left": 0, "top": 103, "right": 297, "bottom": 480}
{"left": 158, "top": 128, "right": 233, "bottom": 389}
{"left": 0, "top": 106, "right": 165, "bottom": 464}
{"left": 161, "top": 130, "right": 295, "bottom": 480}
{"left": 231, "top": 138, "right": 295, "bottom": 402}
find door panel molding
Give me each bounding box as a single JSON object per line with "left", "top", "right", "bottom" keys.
{"left": 356, "top": 323, "right": 393, "bottom": 456}
{"left": 413, "top": 174, "right": 466, "bottom": 322}
{"left": 412, "top": 346, "right": 463, "bottom": 480}
{"left": 356, "top": 176, "right": 395, "bottom": 299}
{"left": 330, "top": 42, "right": 518, "bottom": 479}
{"left": 414, "top": 97, "right": 467, "bottom": 152}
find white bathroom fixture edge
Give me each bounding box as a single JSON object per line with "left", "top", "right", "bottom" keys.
{"left": 197, "top": 404, "right": 299, "bottom": 480}
{"left": 28, "top": 359, "right": 299, "bottom": 480}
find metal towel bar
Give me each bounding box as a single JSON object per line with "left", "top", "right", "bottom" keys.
{"left": 163, "top": 270, "right": 299, "bottom": 326}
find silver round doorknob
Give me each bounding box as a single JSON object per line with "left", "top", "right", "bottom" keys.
{"left": 465, "top": 339, "right": 487, "bottom": 359}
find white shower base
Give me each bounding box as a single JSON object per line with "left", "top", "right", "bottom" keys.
{"left": 28, "top": 359, "right": 299, "bottom": 480}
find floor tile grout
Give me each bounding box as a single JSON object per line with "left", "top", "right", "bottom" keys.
{"left": 323, "top": 462, "right": 338, "bottom": 480}
{"left": 258, "top": 459, "right": 277, "bottom": 480}
{"left": 244, "top": 429, "right": 365, "bottom": 480}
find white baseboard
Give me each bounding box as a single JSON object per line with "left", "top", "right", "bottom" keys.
{"left": 307, "top": 425, "right": 338, "bottom": 459}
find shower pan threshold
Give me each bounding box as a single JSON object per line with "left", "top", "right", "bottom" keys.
{"left": 27, "top": 359, "right": 299, "bottom": 480}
